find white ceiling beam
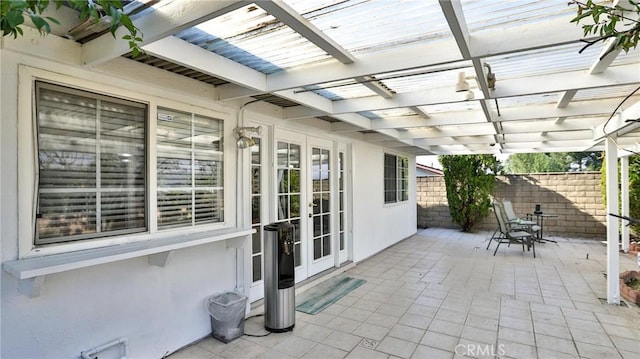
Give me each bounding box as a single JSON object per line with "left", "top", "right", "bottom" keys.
{"left": 557, "top": 90, "right": 578, "bottom": 108}
{"left": 331, "top": 122, "right": 367, "bottom": 132}
{"left": 234, "top": 17, "right": 591, "bottom": 95}
{"left": 370, "top": 117, "right": 435, "bottom": 130}
{"left": 357, "top": 76, "right": 395, "bottom": 98}
{"left": 589, "top": 38, "right": 621, "bottom": 74}
{"left": 469, "top": 16, "right": 589, "bottom": 58}
{"left": 497, "top": 97, "right": 633, "bottom": 122}
{"left": 333, "top": 88, "right": 475, "bottom": 114}
{"left": 439, "top": 0, "right": 471, "bottom": 59}
{"left": 502, "top": 130, "right": 595, "bottom": 143}
{"left": 265, "top": 39, "right": 463, "bottom": 92}
{"left": 396, "top": 123, "right": 497, "bottom": 139}
{"left": 143, "top": 36, "right": 266, "bottom": 91}
{"left": 593, "top": 100, "right": 640, "bottom": 140}
{"left": 330, "top": 65, "right": 638, "bottom": 115}
{"left": 217, "top": 84, "right": 262, "bottom": 101}
{"left": 490, "top": 63, "right": 640, "bottom": 98}
{"left": 410, "top": 106, "right": 430, "bottom": 119}
{"left": 258, "top": 0, "right": 355, "bottom": 64}
{"left": 82, "top": 0, "right": 245, "bottom": 66}
{"left": 414, "top": 135, "right": 496, "bottom": 146}
{"left": 501, "top": 118, "right": 603, "bottom": 133}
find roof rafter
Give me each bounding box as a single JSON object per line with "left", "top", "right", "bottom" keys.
{"left": 82, "top": 0, "right": 246, "bottom": 66}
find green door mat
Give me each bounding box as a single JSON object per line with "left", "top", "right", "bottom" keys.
{"left": 296, "top": 276, "right": 366, "bottom": 315}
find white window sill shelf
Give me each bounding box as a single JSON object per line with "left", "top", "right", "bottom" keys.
{"left": 3, "top": 227, "right": 255, "bottom": 298}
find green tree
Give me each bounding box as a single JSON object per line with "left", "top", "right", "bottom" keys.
{"left": 439, "top": 154, "right": 501, "bottom": 232}
{"left": 1, "top": 0, "right": 143, "bottom": 57}
{"left": 504, "top": 152, "right": 603, "bottom": 173}
{"left": 569, "top": 0, "right": 640, "bottom": 56}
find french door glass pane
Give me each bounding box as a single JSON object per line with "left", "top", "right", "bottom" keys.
{"left": 277, "top": 142, "right": 302, "bottom": 267}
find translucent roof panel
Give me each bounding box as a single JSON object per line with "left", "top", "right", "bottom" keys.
{"left": 283, "top": 0, "right": 452, "bottom": 55}
{"left": 305, "top": 79, "right": 378, "bottom": 100}
{"left": 360, "top": 108, "right": 418, "bottom": 120}
{"left": 461, "top": 0, "right": 576, "bottom": 33}
{"left": 486, "top": 42, "right": 603, "bottom": 80}
{"left": 417, "top": 101, "right": 482, "bottom": 114}
{"left": 176, "top": 3, "right": 334, "bottom": 74}
{"left": 573, "top": 85, "right": 640, "bottom": 101}
{"left": 495, "top": 93, "right": 562, "bottom": 108}
{"left": 377, "top": 63, "right": 474, "bottom": 93}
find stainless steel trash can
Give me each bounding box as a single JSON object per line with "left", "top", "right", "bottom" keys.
{"left": 264, "top": 222, "right": 295, "bottom": 332}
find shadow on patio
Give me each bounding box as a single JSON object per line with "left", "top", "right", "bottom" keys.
{"left": 170, "top": 228, "right": 640, "bottom": 359}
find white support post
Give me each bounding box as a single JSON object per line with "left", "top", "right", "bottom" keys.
{"left": 621, "top": 156, "right": 630, "bottom": 252}
{"left": 605, "top": 137, "right": 620, "bottom": 305}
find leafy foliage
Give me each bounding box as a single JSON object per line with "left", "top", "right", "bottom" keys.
{"left": 601, "top": 155, "right": 640, "bottom": 235}
{"left": 569, "top": 0, "right": 640, "bottom": 57}
{"left": 504, "top": 152, "right": 603, "bottom": 174}
{"left": 439, "top": 154, "right": 501, "bottom": 232}
{"left": 1, "top": 0, "right": 143, "bottom": 57}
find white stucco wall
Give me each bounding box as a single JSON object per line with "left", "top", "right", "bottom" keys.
{"left": 1, "top": 36, "right": 416, "bottom": 358}
{"left": 351, "top": 141, "right": 417, "bottom": 263}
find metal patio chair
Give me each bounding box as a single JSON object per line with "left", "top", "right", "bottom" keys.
{"left": 502, "top": 199, "right": 541, "bottom": 234}
{"left": 492, "top": 201, "right": 536, "bottom": 258}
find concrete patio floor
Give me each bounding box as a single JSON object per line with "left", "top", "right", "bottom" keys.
{"left": 170, "top": 228, "right": 640, "bottom": 359}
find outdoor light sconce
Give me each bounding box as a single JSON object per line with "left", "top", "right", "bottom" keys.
{"left": 455, "top": 71, "right": 475, "bottom": 100}
{"left": 234, "top": 126, "right": 262, "bottom": 149}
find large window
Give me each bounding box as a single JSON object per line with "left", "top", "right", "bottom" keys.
{"left": 35, "top": 82, "right": 147, "bottom": 244}
{"left": 34, "top": 82, "right": 225, "bottom": 246}
{"left": 384, "top": 153, "right": 408, "bottom": 204}
{"left": 156, "top": 108, "right": 224, "bottom": 229}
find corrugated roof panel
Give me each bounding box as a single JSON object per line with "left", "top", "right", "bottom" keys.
{"left": 307, "top": 79, "right": 378, "bottom": 100}
{"left": 573, "top": 85, "right": 640, "bottom": 101}
{"left": 417, "top": 101, "right": 482, "bottom": 114}
{"left": 283, "top": 0, "right": 452, "bottom": 55}
{"left": 486, "top": 42, "right": 603, "bottom": 79}
{"left": 461, "top": 0, "right": 575, "bottom": 33}
{"left": 378, "top": 63, "right": 475, "bottom": 93}
{"left": 176, "top": 3, "right": 334, "bottom": 74}
{"left": 360, "top": 108, "right": 417, "bottom": 120}
{"left": 496, "top": 93, "right": 562, "bottom": 108}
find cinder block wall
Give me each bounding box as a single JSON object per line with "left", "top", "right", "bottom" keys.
{"left": 417, "top": 172, "right": 606, "bottom": 239}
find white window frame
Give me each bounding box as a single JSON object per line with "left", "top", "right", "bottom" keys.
{"left": 383, "top": 152, "right": 409, "bottom": 205}
{"left": 17, "top": 66, "right": 235, "bottom": 259}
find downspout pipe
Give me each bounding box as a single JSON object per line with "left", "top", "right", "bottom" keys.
{"left": 80, "top": 337, "right": 129, "bottom": 359}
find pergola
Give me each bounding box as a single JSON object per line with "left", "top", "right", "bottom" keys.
{"left": 9, "top": 0, "right": 639, "bottom": 303}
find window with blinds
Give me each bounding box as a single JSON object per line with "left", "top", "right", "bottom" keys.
{"left": 384, "top": 153, "right": 409, "bottom": 204}
{"left": 35, "top": 82, "right": 147, "bottom": 244}
{"left": 156, "top": 108, "right": 224, "bottom": 229}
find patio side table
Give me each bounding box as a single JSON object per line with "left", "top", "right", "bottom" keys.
{"left": 529, "top": 213, "right": 558, "bottom": 243}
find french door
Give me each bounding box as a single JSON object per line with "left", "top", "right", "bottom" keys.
{"left": 249, "top": 129, "right": 350, "bottom": 296}
{"left": 307, "top": 138, "right": 335, "bottom": 276}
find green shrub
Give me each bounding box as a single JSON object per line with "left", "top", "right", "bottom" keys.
{"left": 439, "top": 155, "right": 501, "bottom": 232}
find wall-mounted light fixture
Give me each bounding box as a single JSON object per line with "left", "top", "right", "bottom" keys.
{"left": 455, "top": 71, "right": 476, "bottom": 101}
{"left": 234, "top": 126, "right": 262, "bottom": 149}
{"left": 455, "top": 71, "right": 470, "bottom": 92}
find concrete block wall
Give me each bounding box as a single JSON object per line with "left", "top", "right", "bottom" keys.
{"left": 417, "top": 172, "right": 606, "bottom": 239}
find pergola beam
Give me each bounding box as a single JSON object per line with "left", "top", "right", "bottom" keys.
{"left": 82, "top": 0, "right": 245, "bottom": 66}
{"left": 258, "top": 0, "right": 355, "bottom": 64}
